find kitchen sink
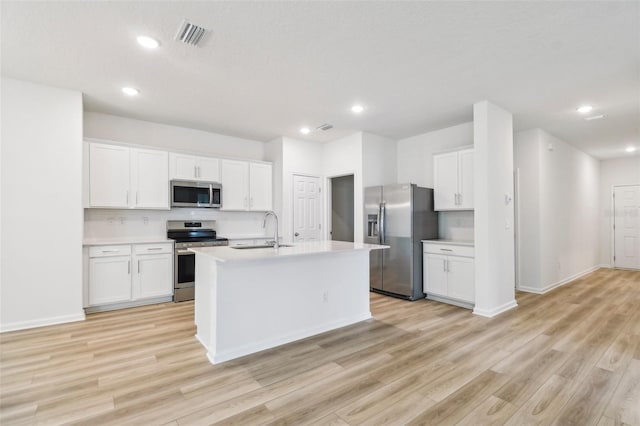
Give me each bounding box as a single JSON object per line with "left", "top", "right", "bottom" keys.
{"left": 231, "top": 244, "right": 293, "bottom": 250}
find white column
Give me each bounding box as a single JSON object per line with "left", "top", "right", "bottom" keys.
{"left": 473, "top": 101, "right": 517, "bottom": 317}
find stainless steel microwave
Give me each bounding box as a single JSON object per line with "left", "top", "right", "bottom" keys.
{"left": 170, "top": 180, "right": 222, "bottom": 208}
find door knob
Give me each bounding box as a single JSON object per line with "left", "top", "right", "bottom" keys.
{"left": 294, "top": 232, "right": 300, "bottom": 237}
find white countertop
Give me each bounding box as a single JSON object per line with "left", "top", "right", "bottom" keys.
{"left": 190, "top": 240, "right": 388, "bottom": 262}
{"left": 421, "top": 239, "right": 475, "bottom": 247}
{"left": 83, "top": 237, "right": 174, "bottom": 246}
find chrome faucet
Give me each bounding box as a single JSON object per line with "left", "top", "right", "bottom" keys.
{"left": 263, "top": 211, "right": 279, "bottom": 249}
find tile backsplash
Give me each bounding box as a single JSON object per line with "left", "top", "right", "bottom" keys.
{"left": 84, "top": 208, "right": 272, "bottom": 240}
{"left": 438, "top": 210, "right": 474, "bottom": 241}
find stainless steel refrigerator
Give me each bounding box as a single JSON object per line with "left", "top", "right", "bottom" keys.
{"left": 365, "top": 184, "right": 438, "bottom": 300}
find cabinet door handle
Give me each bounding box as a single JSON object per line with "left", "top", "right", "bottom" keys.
{"left": 443, "top": 260, "right": 446, "bottom": 272}
{"left": 127, "top": 260, "right": 130, "bottom": 274}
{"left": 147, "top": 247, "right": 163, "bottom": 251}
{"left": 136, "top": 191, "right": 139, "bottom": 205}
{"left": 446, "top": 259, "right": 449, "bottom": 272}
{"left": 440, "top": 248, "right": 453, "bottom": 252}
{"left": 126, "top": 190, "right": 129, "bottom": 205}
{"left": 137, "top": 259, "right": 140, "bottom": 274}
{"left": 101, "top": 249, "right": 120, "bottom": 253}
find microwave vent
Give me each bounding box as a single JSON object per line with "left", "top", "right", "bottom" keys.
{"left": 175, "top": 20, "right": 208, "bottom": 46}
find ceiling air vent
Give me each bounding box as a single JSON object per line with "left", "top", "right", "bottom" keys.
{"left": 175, "top": 20, "right": 207, "bottom": 46}
{"left": 316, "top": 123, "right": 333, "bottom": 131}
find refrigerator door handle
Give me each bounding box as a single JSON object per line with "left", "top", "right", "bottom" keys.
{"left": 379, "top": 202, "right": 386, "bottom": 244}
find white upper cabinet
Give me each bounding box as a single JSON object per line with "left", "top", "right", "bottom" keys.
{"left": 89, "top": 143, "right": 131, "bottom": 208}
{"left": 131, "top": 148, "right": 169, "bottom": 209}
{"left": 433, "top": 148, "right": 474, "bottom": 211}
{"left": 88, "top": 142, "right": 169, "bottom": 209}
{"left": 220, "top": 159, "right": 250, "bottom": 210}
{"left": 249, "top": 162, "right": 273, "bottom": 211}
{"left": 169, "top": 153, "right": 220, "bottom": 182}
{"left": 220, "top": 159, "right": 272, "bottom": 211}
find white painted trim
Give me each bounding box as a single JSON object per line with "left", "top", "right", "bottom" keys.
{"left": 83, "top": 296, "right": 174, "bottom": 313}
{"left": 0, "top": 312, "right": 86, "bottom": 333}
{"left": 611, "top": 184, "right": 640, "bottom": 269}
{"left": 206, "top": 312, "right": 372, "bottom": 364}
{"left": 473, "top": 300, "right": 518, "bottom": 318}
{"left": 325, "top": 172, "right": 357, "bottom": 242}
{"left": 291, "top": 173, "right": 323, "bottom": 242}
{"left": 517, "top": 264, "right": 603, "bottom": 295}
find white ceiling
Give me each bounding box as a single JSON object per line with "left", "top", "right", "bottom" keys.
{"left": 2, "top": 1, "right": 638, "bottom": 159}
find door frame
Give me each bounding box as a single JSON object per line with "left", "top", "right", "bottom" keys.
{"left": 611, "top": 183, "right": 640, "bottom": 268}
{"left": 325, "top": 172, "right": 357, "bottom": 242}
{"left": 326, "top": 173, "right": 356, "bottom": 242}
{"left": 291, "top": 173, "right": 323, "bottom": 242}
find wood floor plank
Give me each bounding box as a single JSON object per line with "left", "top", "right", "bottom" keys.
{"left": 0, "top": 267, "right": 638, "bottom": 425}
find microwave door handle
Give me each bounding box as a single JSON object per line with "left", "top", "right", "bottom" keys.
{"left": 209, "top": 184, "right": 213, "bottom": 206}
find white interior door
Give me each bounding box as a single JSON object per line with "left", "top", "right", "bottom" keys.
{"left": 614, "top": 185, "right": 640, "bottom": 270}
{"left": 293, "top": 175, "right": 322, "bottom": 242}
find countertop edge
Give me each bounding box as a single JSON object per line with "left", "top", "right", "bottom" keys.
{"left": 190, "top": 244, "right": 389, "bottom": 263}
{"left": 83, "top": 238, "right": 174, "bottom": 246}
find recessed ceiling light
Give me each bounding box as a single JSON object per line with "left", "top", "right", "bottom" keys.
{"left": 351, "top": 104, "right": 365, "bottom": 114}
{"left": 136, "top": 35, "right": 160, "bottom": 49}
{"left": 300, "top": 127, "right": 311, "bottom": 135}
{"left": 584, "top": 114, "right": 605, "bottom": 121}
{"left": 577, "top": 105, "right": 593, "bottom": 114}
{"left": 121, "top": 87, "right": 139, "bottom": 96}
{"left": 626, "top": 146, "right": 636, "bottom": 153}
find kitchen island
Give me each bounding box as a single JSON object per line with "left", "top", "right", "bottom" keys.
{"left": 190, "top": 240, "right": 387, "bottom": 364}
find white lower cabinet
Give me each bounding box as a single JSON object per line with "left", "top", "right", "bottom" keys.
{"left": 87, "top": 243, "right": 173, "bottom": 310}
{"left": 89, "top": 255, "right": 132, "bottom": 305}
{"left": 133, "top": 253, "right": 173, "bottom": 299}
{"left": 423, "top": 242, "right": 475, "bottom": 306}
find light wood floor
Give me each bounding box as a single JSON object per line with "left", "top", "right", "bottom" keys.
{"left": 1, "top": 268, "right": 639, "bottom": 425}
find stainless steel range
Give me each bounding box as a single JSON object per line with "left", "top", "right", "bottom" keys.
{"left": 167, "top": 220, "right": 228, "bottom": 302}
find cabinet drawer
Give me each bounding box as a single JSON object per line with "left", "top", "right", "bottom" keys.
{"left": 89, "top": 245, "right": 132, "bottom": 258}
{"left": 134, "top": 243, "right": 173, "bottom": 255}
{"left": 423, "top": 243, "right": 474, "bottom": 258}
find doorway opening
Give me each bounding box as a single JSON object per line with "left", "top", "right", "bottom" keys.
{"left": 612, "top": 184, "right": 640, "bottom": 270}
{"left": 329, "top": 174, "right": 355, "bottom": 242}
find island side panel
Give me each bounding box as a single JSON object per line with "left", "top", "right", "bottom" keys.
{"left": 194, "top": 252, "right": 217, "bottom": 357}
{"left": 211, "top": 250, "right": 372, "bottom": 363}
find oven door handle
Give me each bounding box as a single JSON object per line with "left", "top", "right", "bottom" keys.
{"left": 176, "top": 249, "right": 193, "bottom": 255}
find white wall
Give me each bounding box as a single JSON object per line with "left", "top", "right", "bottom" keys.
{"left": 599, "top": 155, "right": 640, "bottom": 265}
{"left": 1, "top": 78, "right": 85, "bottom": 331}
{"left": 514, "top": 129, "right": 541, "bottom": 289}
{"left": 397, "top": 122, "right": 475, "bottom": 241}
{"left": 362, "top": 132, "right": 397, "bottom": 187}
{"left": 323, "top": 133, "right": 364, "bottom": 243}
{"left": 514, "top": 129, "right": 601, "bottom": 293}
{"left": 473, "top": 101, "right": 516, "bottom": 317}
{"left": 84, "top": 112, "right": 265, "bottom": 161}
{"left": 397, "top": 122, "right": 472, "bottom": 188}
{"left": 280, "top": 137, "right": 324, "bottom": 243}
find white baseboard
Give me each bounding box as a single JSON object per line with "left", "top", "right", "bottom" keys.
{"left": 0, "top": 312, "right": 86, "bottom": 333}
{"left": 473, "top": 299, "right": 518, "bottom": 318}
{"left": 426, "top": 294, "right": 474, "bottom": 310}
{"left": 517, "top": 264, "right": 602, "bottom": 295}
{"left": 84, "top": 296, "right": 173, "bottom": 313}
{"left": 206, "top": 312, "right": 372, "bottom": 364}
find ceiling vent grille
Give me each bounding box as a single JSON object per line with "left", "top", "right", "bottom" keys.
{"left": 316, "top": 123, "right": 333, "bottom": 131}
{"left": 175, "top": 20, "right": 207, "bottom": 46}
